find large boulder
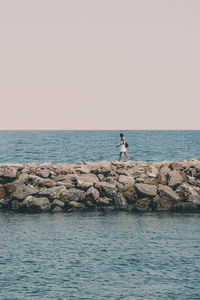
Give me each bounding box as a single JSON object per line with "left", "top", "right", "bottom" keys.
{"left": 13, "top": 185, "right": 38, "bottom": 201}
{"left": 118, "top": 185, "right": 137, "bottom": 204}
{"left": 154, "top": 196, "right": 173, "bottom": 211}
{"left": 38, "top": 186, "right": 65, "bottom": 201}
{"left": 24, "top": 175, "right": 55, "bottom": 188}
{"left": 118, "top": 175, "right": 135, "bottom": 186}
{"left": 113, "top": 193, "right": 128, "bottom": 209}
{"left": 159, "top": 165, "right": 171, "bottom": 177}
{"left": 83, "top": 187, "right": 99, "bottom": 203}
{"left": 21, "top": 196, "right": 51, "bottom": 213}
{"left": 94, "top": 182, "right": 117, "bottom": 197}
{"left": 176, "top": 183, "right": 200, "bottom": 203}
{"left": 62, "top": 188, "right": 84, "bottom": 204}
{"left": 135, "top": 183, "right": 157, "bottom": 197}
{"left": 168, "top": 170, "right": 183, "bottom": 188}
{"left": 0, "top": 167, "right": 17, "bottom": 183}
{"left": 158, "top": 185, "right": 180, "bottom": 202}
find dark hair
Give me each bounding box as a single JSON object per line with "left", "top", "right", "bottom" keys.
{"left": 120, "top": 133, "right": 124, "bottom": 138}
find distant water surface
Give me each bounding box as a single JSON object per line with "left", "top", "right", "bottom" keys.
{"left": 0, "top": 130, "right": 199, "bottom": 163}
{"left": 0, "top": 212, "right": 199, "bottom": 299}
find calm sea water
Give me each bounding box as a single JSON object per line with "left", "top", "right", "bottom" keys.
{"left": 0, "top": 212, "right": 200, "bottom": 299}
{"left": 0, "top": 130, "right": 199, "bottom": 164}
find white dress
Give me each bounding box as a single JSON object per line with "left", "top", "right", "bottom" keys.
{"left": 119, "top": 138, "right": 126, "bottom": 152}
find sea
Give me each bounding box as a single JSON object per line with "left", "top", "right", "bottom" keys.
{"left": 0, "top": 130, "right": 200, "bottom": 299}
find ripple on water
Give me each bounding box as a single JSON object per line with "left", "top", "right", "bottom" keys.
{"left": 0, "top": 212, "right": 200, "bottom": 299}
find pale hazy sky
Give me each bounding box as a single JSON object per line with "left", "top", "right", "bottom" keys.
{"left": 0, "top": 0, "right": 200, "bottom": 129}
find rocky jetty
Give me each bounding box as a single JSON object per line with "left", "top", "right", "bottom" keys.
{"left": 0, "top": 159, "right": 200, "bottom": 213}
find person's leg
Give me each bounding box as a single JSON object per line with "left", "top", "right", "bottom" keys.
{"left": 124, "top": 152, "right": 130, "bottom": 161}
{"left": 118, "top": 152, "right": 122, "bottom": 161}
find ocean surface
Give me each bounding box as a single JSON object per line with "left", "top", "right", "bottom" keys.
{"left": 0, "top": 212, "right": 200, "bottom": 300}
{"left": 0, "top": 130, "right": 199, "bottom": 164}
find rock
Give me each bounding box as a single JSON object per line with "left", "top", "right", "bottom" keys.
{"left": 11, "top": 200, "right": 20, "bottom": 211}
{"left": 21, "top": 196, "right": 51, "bottom": 213}
{"left": 98, "top": 197, "right": 112, "bottom": 206}
{"left": 158, "top": 185, "right": 180, "bottom": 202}
{"left": 0, "top": 184, "right": 5, "bottom": 199}
{"left": 132, "top": 198, "right": 152, "bottom": 212}
{"left": 36, "top": 170, "right": 51, "bottom": 178}
{"left": 157, "top": 174, "right": 167, "bottom": 185}
{"left": 51, "top": 206, "right": 64, "bottom": 213}
{"left": 62, "top": 188, "right": 84, "bottom": 203}
{"left": 118, "top": 175, "right": 135, "bottom": 186}
{"left": 68, "top": 201, "right": 83, "bottom": 209}
{"left": 94, "top": 182, "right": 117, "bottom": 197}
{"left": 147, "top": 165, "right": 159, "bottom": 178}
{"left": 113, "top": 193, "right": 128, "bottom": 209}
{"left": 118, "top": 185, "right": 137, "bottom": 203}
{"left": 0, "top": 167, "right": 17, "bottom": 183}
{"left": 176, "top": 183, "right": 200, "bottom": 202}
{"left": 143, "top": 177, "right": 158, "bottom": 186}
{"left": 159, "top": 165, "right": 171, "bottom": 177}
{"left": 173, "top": 202, "right": 200, "bottom": 212}
{"left": 154, "top": 196, "right": 173, "bottom": 211}
{"left": 13, "top": 185, "right": 38, "bottom": 201}
{"left": 38, "top": 186, "right": 65, "bottom": 201}
{"left": 51, "top": 199, "right": 65, "bottom": 209}
{"left": 135, "top": 183, "right": 157, "bottom": 197}
{"left": 25, "top": 175, "right": 55, "bottom": 188}
{"left": 76, "top": 180, "right": 93, "bottom": 190}
{"left": 83, "top": 187, "right": 99, "bottom": 203}
{"left": 0, "top": 198, "right": 10, "bottom": 210}
{"left": 168, "top": 170, "right": 183, "bottom": 188}
{"left": 86, "top": 200, "right": 96, "bottom": 208}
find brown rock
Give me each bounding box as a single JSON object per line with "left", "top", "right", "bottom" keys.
{"left": 0, "top": 184, "right": 5, "bottom": 199}
{"left": 119, "top": 185, "right": 137, "bottom": 204}
{"left": 155, "top": 196, "right": 173, "bottom": 211}
{"left": 158, "top": 185, "right": 180, "bottom": 202}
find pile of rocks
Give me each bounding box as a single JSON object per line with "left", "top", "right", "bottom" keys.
{"left": 0, "top": 159, "right": 200, "bottom": 213}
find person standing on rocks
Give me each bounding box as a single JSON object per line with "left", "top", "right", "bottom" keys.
{"left": 117, "top": 133, "right": 130, "bottom": 161}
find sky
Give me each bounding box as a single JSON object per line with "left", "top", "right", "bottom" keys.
{"left": 0, "top": 0, "right": 200, "bottom": 130}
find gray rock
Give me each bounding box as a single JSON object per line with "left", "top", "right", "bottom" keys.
{"left": 168, "top": 170, "right": 183, "bottom": 188}
{"left": 94, "top": 182, "right": 117, "bottom": 197}
{"left": 83, "top": 187, "right": 99, "bottom": 203}
{"left": 62, "top": 188, "right": 84, "bottom": 203}
{"left": 176, "top": 183, "right": 200, "bottom": 202}
{"left": 21, "top": 196, "right": 51, "bottom": 213}
{"left": 113, "top": 193, "right": 128, "bottom": 209}
{"left": 25, "top": 175, "right": 55, "bottom": 188}
{"left": 13, "top": 185, "right": 38, "bottom": 201}
{"left": 158, "top": 185, "right": 180, "bottom": 202}
{"left": 38, "top": 186, "right": 65, "bottom": 201}
{"left": 135, "top": 183, "right": 157, "bottom": 197}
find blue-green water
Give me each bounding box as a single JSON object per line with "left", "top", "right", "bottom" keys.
{"left": 0, "top": 212, "right": 200, "bottom": 299}
{"left": 0, "top": 130, "right": 199, "bottom": 163}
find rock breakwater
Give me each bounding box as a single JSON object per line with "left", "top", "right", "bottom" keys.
{"left": 0, "top": 159, "right": 200, "bottom": 213}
